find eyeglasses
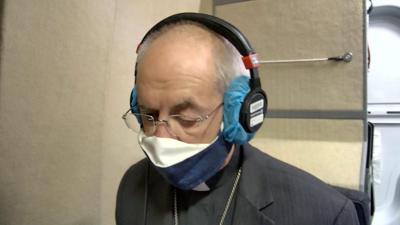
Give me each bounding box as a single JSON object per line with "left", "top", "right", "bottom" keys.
{"left": 122, "top": 103, "right": 223, "bottom": 136}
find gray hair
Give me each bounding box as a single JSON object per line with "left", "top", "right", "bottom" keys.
{"left": 136, "top": 21, "right": 249, "bottom": 94}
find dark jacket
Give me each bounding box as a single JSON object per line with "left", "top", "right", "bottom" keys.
{"left": 116, "top": 143, "right": 360, "bottom": 225}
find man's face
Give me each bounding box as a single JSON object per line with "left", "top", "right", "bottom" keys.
{"left": 136, "top": 29, "right": 223, "bottom": 144}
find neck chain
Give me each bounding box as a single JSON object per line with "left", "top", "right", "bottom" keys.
{"left": 173, "top": 167, "right": 242, "bottom": 225}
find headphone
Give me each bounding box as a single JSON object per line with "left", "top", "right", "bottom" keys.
{"left": 131, "top": 12, "right": 267, "bottom": 138}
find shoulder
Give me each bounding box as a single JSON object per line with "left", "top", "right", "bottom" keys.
{"left": 242, "top": 143, "right": 359, "bottom": 224}
{"left": 119, "top": 158, "right": 148, "bottom": 186}
{"left": 117, "top": 158, "right": 149, "bottom": 197}
{"left": 116, "top": 158, "right": 148, "bottom": 225}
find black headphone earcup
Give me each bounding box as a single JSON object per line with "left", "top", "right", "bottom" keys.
{"left": 239, "top": 89, "right": 268, "bottom": 133}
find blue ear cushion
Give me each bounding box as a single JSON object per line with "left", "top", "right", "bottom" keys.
{"left": 130, "top": 88, "right": 142, "bottom": 123}
{"left": 223, "top": 76, "right": 255, "bottom": 144}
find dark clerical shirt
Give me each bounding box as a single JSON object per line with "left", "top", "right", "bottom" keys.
{"left": 175, "top": 146, "right": 242, "bottom": 225}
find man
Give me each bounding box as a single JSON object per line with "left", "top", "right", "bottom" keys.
{"left": 116, "top": 13, "right": 360, "bottom": 225}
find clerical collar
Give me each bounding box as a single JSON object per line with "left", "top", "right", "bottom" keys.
{"left": 192, "top": 145, "right": 242, "bottom": 191}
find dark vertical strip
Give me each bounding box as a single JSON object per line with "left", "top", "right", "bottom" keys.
{"left": 360, "top": 0, "right": 368, "bottom": 192}
{"left": 363, "top": 0, "right": 368, "bottom": 142}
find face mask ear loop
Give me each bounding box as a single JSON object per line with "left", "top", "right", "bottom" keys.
{"left": 137, "top": 129, "right": 143, "bottom": 144}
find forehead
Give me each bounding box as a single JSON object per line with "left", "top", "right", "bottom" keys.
{"left": 136, "top": 26, "right": 223, "bottom": 110}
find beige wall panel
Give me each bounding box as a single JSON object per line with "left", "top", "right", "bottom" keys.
{"left": 251, "top": 118, "right": 364, "bottom": 189}
{"left": 257, "top": 118, "right": 364, "bottom": 142}
{"left": 0, "top": 0, "right": 201, "bottom": 225}
{"left": 0, "top": 1, "right": 115, "bottom": 225}
{"left": 100, "top": 1, "right": 201, "bottom": 225}
{"left": 214, "top": 0, "right": 365, "bottom": 190}
{"left": 199, "top": 0, "right": 213, "bottom": 14}
{"left": 216, "top": 0, "right": 364, "bottom": 111}
{"left": 0, "top": 0, "right": 365, "bottom": 224}
{"left": 251, "top": 138, "right": 362, "bottom": 189}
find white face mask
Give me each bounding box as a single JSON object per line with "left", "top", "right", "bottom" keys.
{"left": 137, "top": 131, "right": 218, "bottom": 168}
{"left": 137, "top": 127, "right": 232, "bottom": 191}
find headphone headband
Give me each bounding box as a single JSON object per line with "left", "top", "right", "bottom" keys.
{"left": 136, "top": 12, "right": 261, "bottom": 89}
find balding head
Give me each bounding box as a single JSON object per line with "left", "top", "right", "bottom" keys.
{"left": 136, "top": 21, "right": 248, "bottom": 94}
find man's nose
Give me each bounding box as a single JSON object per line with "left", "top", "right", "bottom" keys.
{"left": 153, "top": 121, "right": 176, "bottom": 139}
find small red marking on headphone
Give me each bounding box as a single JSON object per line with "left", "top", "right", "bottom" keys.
{"left": 242, "top": 53, "right": 259, "bottom": 69}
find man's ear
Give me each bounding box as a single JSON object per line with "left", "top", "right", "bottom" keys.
{"left": 222, "top": 76, "right": 255, "bottom": 144}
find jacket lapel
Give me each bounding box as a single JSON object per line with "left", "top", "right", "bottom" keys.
{"left": 233, "top": 144, "right": 275, "bottom": 225}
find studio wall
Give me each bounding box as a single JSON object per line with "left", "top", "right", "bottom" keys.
{"left": 0, "top": 0, "right": 366, "bottom": 224}
{"left": 0, "top": 1, "right": 201, "bottom": 225}
{"left": 214, "top": 0, "right": 366, "bottom": 190}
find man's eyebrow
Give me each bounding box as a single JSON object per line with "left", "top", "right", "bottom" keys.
{"left": 170, "top": 100, "right": 197, "bottom": 114}
{"left": 138, "top": 99, "right": 203, "bottom": 114}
